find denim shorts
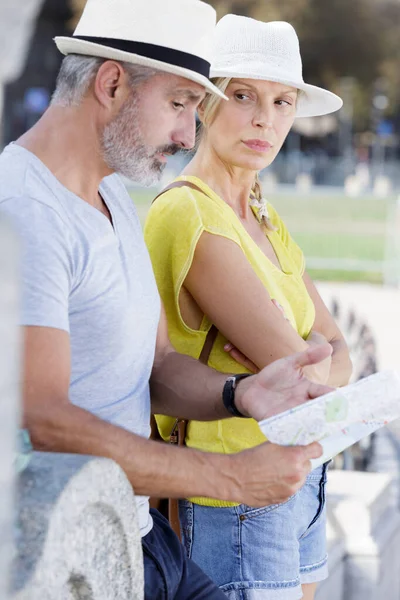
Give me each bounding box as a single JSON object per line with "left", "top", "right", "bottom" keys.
{"left": 178, "top": 463, "right": 329, "bottom": 600}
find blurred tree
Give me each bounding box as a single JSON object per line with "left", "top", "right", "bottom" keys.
{"left": 69, "top": 0, "right": 85, "bottom": 28}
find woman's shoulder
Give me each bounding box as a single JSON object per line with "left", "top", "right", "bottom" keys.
{"left": 146, "top": 176, "right": 237, "bottom": 233}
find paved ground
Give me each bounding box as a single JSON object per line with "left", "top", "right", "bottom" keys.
{"left": 316, "top": 281, "right": 400, "bottom": 373}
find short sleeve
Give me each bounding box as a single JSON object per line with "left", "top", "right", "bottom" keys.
{"left": 267, "top": 203, "right": 306, "bottom": 275}
{"left": 145, "top": 187, "right": 241, "bottom": 293}
{"left": 0, "top": 197, "right": 73, "bottom": 332}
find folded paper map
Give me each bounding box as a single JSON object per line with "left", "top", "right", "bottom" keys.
{"left": 258, "top": 370, "right": 400, "bottom": 469}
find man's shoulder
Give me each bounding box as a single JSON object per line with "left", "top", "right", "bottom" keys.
{"left": 0, "top": 144, "right": 70, "bottom": 224}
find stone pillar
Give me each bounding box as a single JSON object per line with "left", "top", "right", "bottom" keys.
{"left": 10, "top": 454, "right": 144, "bottom": 600}
{"left": 0, "top": 218, "right": 21, "bottom": 600}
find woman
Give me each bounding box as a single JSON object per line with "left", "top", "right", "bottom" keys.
{"left": 144, "top": 16, "right": 352, "bottom": 600}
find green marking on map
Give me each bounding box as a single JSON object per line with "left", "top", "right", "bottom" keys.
{"left": 325, "top": 394, "right": 348, "bottom": 422}
{"left": 290, "top": 428, "right": 304, "bottom": 444}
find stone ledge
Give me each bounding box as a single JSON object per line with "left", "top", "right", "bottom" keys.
{"left": 11, "top": 453, "right": 144, "bottom": 600}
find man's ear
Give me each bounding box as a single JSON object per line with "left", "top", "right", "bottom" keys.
{"left": 197, "top": 100, "right": 206, "bottom": 124}
{"left": 93, "top": 60, "right": 128, "bottom": 110}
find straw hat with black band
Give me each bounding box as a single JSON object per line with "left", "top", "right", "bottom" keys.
{"left": 54, "top": 0, "right": 227, "bottom": 99}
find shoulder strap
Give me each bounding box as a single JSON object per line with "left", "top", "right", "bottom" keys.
{"left": 152, "top": 179, "right": 210, "bottom": 204}
{"left": 168, "top": 325, "right": 219, "bottom": 441}
{"left": 167, "top": 323, "right": 219, "bottom": 537}
{"left": 199, "top": 325, "right": 218, "bottom": 364}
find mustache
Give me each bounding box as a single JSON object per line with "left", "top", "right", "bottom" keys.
{"left": 153, "top": 144, "right": 181, "bottom": 157}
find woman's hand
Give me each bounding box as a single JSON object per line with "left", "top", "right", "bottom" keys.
{"left": 305, "top": 329, "right": 332, "bottom": 383}
{"left": 224, "top": 342, "right": 260, "bottom": 373}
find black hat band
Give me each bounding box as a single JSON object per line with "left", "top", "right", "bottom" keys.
{"left": 73, "top": 36, "right": 211, "bottom": 78}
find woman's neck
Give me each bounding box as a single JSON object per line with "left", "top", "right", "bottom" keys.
{"left": 182, "top": 142, "right": 256, "bottom": 221}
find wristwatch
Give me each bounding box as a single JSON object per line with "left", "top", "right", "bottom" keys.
{"left": 222, "top": 374, "right": 252, "bottom": 418}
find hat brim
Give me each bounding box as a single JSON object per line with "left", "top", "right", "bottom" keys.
{"left": 209, "top": 68, "right": 342, "bottom": 117}
{"left": 54, "top": 37, "right": 228, "bottom": 100}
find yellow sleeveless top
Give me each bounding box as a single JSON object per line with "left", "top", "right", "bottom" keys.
{"left": 144, "top": 176, "right": 315, "bottom": 506}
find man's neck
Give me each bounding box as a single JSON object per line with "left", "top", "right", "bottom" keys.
{"left": 16, "top": 104, "right": 112, "bottom": 209}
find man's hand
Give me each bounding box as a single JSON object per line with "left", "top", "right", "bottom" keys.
{"left": 229, "top": 441, "right": 323, "bottom": 507}
{"left": 236, "top": 343, "right": 334, "bottom": 422}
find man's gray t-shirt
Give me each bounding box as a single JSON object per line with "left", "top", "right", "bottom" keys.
{"left": 0, "top": 144, "right": 161, "bottom": 536}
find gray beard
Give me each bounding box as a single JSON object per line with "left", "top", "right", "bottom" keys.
{"left": 101, "top": 92, "right": 166, "bottom": 186}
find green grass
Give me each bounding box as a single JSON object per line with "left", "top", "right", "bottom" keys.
{"left": 131, "top": 189, "right": 396, "bottom": 284}
{"left": 268, "top": 194, "right": 391, "bottom": 223}
{"left": 292, "top": 232, "right": 385, "bottom": 261}
{"left": 306, "top": 269, "right": 384, "bottom": 284}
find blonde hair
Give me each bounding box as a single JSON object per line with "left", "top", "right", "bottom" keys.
{"left": 198, "top": 77, "right": 276, "bottom": 231}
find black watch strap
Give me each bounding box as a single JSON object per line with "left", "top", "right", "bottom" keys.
{"left": 222, "top": 373, "right": 252, "bottom": 418}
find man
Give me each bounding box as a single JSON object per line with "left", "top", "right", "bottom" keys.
{"left": 0, "top": 0, "right": 331, "bottom": 597}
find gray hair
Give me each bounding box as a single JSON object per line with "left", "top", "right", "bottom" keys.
{"left": 51, "top": 54, "right": 157, "bottom": 107}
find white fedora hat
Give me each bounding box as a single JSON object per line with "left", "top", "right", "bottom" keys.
{"left": 210, "top": 15, "right": 343, "bottom": 117}
{"left": 54, "top": 0, "right": 226, "bottom": 99}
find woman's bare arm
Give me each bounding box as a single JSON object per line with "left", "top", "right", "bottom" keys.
{"left": 184, "top": 232, "right": 332, "bottom": 384}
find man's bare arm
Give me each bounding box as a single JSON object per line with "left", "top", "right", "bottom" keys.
{"left": 23, "top": 325, "right": 324, "bottom": 506}
{"left": 22, "top": 326, "right": 228, "bottom": 500}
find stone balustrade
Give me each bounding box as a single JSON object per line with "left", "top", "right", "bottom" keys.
{"left": 316, "top": 469, "right": 400, "bottom": 600}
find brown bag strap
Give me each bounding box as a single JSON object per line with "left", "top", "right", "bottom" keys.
{"left": 167, "top": 324, "right": 218, "bottom": 537}
{"left": 169, "top": 324, "right": 219, "bottom": 443}
{"left": 199, "top": 325, "right": 218, "bottom": 364}
{"left": 152, "top": 179, "right": 210, "bottom": 204}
